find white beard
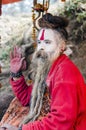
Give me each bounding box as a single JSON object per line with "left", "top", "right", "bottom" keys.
{"left": 22, "top": 50, "right": 51, "bottom": 124}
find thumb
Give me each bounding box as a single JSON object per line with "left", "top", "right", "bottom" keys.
{"left": 20, "top": 57, "right": 26, "bottom": 70}
{"left": 22, "top": 60, "right": 27, "bottom": 70}
{"left": 20, "top": 57, "right": 25, "bottom": 64}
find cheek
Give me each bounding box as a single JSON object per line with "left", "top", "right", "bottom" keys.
{"left": 36, "top": 45, "right": 41, "bottom": 51}
{"left": 36, "top": 44, "right": 44, "bottom": 51}
{"left": 45, "top": 43, "right": 57, "bottom": 52}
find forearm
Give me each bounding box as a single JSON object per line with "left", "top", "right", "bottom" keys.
{"left": 10, "top": 76, "right": 32, "bottom": 106}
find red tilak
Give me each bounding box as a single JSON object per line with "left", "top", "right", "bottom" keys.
{"left": 40, "top": 29, "right": 45, "bottom": 40}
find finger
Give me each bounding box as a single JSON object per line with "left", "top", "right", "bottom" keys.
{"left": 13, "top": 46, "right": 17, "bottom": 58}
{"left": 17, "top": 47, "right": 22, "bottom": 58}
{"left": 10, "top": 51, "right": 14, "bottom": 60}
{"left": 15, "top": 46, "right": 20, "bottom": 57}
{"left": 14, "top": 46, "right": 20, "bottom": 58}
{"left": 14, "top": 46, "right": 22, "bottom": 58}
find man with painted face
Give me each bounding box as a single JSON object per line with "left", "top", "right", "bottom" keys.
{"left": 1, "top": 13, "right": 86, "bottom": 130}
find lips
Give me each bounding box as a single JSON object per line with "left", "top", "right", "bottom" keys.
{"left": 36, "top": 50, "right": 48, "bottom": 59}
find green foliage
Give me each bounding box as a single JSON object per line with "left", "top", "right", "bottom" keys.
{"left": 59, "top": 0, "right": 86, "bottom": 43}
{"left": 64, "top": 1, "right": 77, "bottom": 17}
{"left": 76, "top": 11, "right": 86, "bottom": 23}
{"left": 1, "top": 52, "right": 8, "bottom": 60}
{"left": 62, "top": 0, "right": 86, "bottom": 23}
{"left": 0, "top": 46, "right": 11, "bottom": 60}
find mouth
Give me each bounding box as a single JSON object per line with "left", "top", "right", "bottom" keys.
{"left": 36, "top": 50, "right": 48, "bottom": 59}
{"left": 37, "top": 53, "right": 41, "bottom": 58}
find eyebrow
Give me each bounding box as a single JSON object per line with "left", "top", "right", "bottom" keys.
{"left": 44, "top": 39, "right": 52, "bottom": 41}
{"left": 37, "top": 39, "right": 52, "bottom": 41}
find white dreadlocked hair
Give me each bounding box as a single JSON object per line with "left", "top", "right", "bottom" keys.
{"left": 21, "top": 50, "right": 51, "bottom": 124}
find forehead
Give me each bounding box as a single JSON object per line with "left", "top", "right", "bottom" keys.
{"left": 38, "top": 29, "right": 56, "bottom": 40}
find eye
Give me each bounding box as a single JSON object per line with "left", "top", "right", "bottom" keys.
{"left": 37, "top": 40, "right": 41, "bottom": 44}
{"left": 45, "top": 40, "right": 51, "bottom": 44}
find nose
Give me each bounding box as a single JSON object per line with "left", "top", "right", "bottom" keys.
{"left": 38, "top": 43, "right": 45, "bottom": 50}
{"left": 40, "top": 48, "right": 44, "bottom": 50}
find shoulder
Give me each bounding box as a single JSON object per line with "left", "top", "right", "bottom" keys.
{"left": 54, "top": 55, "right": 82, "bottom": 83}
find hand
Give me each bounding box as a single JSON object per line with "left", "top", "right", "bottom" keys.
{"left": 1, "top": 124, "right": 18, "bottom": 130}
{"left": 10, "top": 46, "right": 27, "bottom": 73}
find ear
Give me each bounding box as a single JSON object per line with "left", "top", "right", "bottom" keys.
{"left": 60, "top": 42, "right": 66, "bottom": 53}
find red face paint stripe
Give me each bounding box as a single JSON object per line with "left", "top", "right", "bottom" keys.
{"left": 40, "top": 29, "right": 45, "bottom": 40}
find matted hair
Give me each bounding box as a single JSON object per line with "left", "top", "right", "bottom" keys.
{"left": 38, "top": 13, "right": 69, "bottom": 40}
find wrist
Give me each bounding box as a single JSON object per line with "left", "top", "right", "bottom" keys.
{"left": 10, "top": 71, "right": 22, "bottom": 78}
{"left": 12, "top": 77, "right": 21, "bottom": 81}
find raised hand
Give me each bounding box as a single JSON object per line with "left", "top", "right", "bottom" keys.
{"left": 10, "top": 46, "right": 27, "bottom": 73}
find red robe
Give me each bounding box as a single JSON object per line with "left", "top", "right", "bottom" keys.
{"left": 10, "top": 54, "right": 86, "bottom": 130}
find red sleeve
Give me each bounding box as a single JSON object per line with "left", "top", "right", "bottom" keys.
{"left": 10, "top": 76, "right": 32, "bottom": 106}
{"left": 22, "top": 82, "right": 77, "bottom": 130}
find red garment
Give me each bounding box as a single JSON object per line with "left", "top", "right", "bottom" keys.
{"left": 10, "top": 76, "right": 32, "bottom": 106}
{"left": 10, "top": 54, "right": 86, "bottom": 130}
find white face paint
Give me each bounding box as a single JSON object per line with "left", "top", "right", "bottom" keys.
{"left": 37, "top": 28, "right": 62, "bottom": 62}
{"left": 37, "top": 29, "right": 63, "bottom": 62}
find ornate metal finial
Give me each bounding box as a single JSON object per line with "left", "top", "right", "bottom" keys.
{"left": 32, "top": 0, "right": 50, "bottom": 47}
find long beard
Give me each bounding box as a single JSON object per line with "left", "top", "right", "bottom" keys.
{"left": 22, "top": 50, "right": 51, "bottom": 124}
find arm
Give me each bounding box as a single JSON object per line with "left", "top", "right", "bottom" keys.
{"left": 9, "top": 46, "right": 32, "bottom": 106}
{"left": 10, "top": 76, "right": 32, "bottom": 106}
{"left": 22, "top": 82, "right": 77, "bottom": 130}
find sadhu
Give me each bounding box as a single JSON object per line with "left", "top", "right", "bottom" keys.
{"left": 0, "top": 13, "right": 86, "bottom": 130}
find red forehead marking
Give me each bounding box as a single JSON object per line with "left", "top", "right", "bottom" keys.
{"left": 40, "top": 29, "right": 45, "bottom": 40}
